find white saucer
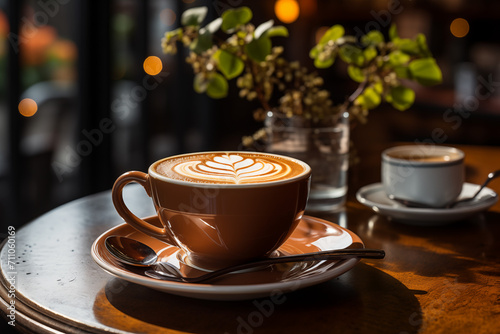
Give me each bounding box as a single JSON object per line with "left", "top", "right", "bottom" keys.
{"left": 356, "top": 182, "right": 498, "bottom": 225}
{"left": 91, "top": 215, "right": 364, "bottom": 301}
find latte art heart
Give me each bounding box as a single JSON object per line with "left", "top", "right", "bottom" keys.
{"left": 156, "top": 152, "right": 307, "bottom": 184}
{"left": 176, "top": 155, "right": 287, "bottom": 184}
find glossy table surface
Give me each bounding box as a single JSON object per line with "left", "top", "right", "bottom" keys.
{"left": 1, "top": 144, "right": 499, "bottom": 334}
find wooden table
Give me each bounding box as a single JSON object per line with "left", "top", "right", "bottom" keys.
{"left": 1, "top": 144, "right": 499, "bottom": 333}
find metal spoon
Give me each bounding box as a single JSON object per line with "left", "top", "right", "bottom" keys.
{"left": 389, "top": 169, "right": 500, "bottom": 209}
{"left": 454, "top": 170, "right": 500, "bottom": 206}
{"left": 105, "top": 236, "right": 385, "bottom": 283}
{"left": 104, "top": 236, "right": 184, "bottom": 278}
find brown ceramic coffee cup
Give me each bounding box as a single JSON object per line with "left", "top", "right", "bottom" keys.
{"left": 112, "top": 151, "right": 311, "bottom": 269}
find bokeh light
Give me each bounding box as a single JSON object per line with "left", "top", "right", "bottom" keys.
{"left": 143, "top": 56, "right": 163, "bottom": 76}
{"left": 0, "top": 10, "right": 9, "bottom": 38}
{"left": 18, "top": 98, "right": 38, "bottom": 117}
{"left": 275, "top": 0, "right": 300, "bottom": 24}
{"left": 47, "top": 39, "right": 78, "bottom": 62}
{"left": 20, "top": 25, "right": 57, "bottom": 66}
{"left": 160, "top": 8, "right": 176, "bottom": 26}
{"left": 450, "top": 18, "right": 469, "bottom": 38}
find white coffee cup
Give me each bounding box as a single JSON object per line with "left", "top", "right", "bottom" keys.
{"left": 381, "top": 145, "right": 465, "bottom": 207}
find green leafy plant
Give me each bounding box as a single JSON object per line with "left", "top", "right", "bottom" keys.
{"left": 161, "top": 6, "right": 442, "bottom": 145}
{"left": 310, "top": 24, "right": 442, "bottom": 121}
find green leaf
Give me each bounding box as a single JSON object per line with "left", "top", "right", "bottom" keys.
{"left": 372, "top": 81, "right": 383, "bottom": 94}
{"left": 339, "top": 45, "right": 364, "bottom": 66}
{"left": 245, "top": 36, "right": 272, "bottom": 62}
{"left": 389, "top": 50, "right": 410, "bottom": 66}
{"left": 363, "top": 46, "right": 377, "bottom": 63}
{"left": 221, "top": 6, "right": 252, "bottom": 32}
{"left": 181, "top": 6, "right": 208, "bottom": 26}
{"left": 206, "top": 73, "right": 228, "bottom": 98}
{"left": 416, "top": 33, "right": 431, "bottom": 57}
{"left": 389, "top": 24, "right": 399, "bottom": 41}
{"left": 236, "top": 30, "right": 247, "bottom": 39}
{"left": 347, "top": 65, "right": 364, "bottom": 83}
{"left": 394, "top": 66, "right": 410, "bottom": 79}
{"left": 254, "top": 19, "right": 274, "bottom": 39}
{"left": 266, "top": 25, "right": 288, "bottom": 38}
{"left": 200, "top": 17, "right": 222, "bottom": 35}
{"left": 214, "top": 49, "right": 244, "bottom": 80}
{"left": 190, "top": 30, "right": 212, "bottom": 54}
{"left": 356, "top": 86, "right": 381, "bottom": 110}
{"left": 408, "top": 58, "right": 442, "bottom": 86}
{"left": 193, "top": 73, "right": 207, "bottom": 93}
{"left": 387, "top": 85, "right": 415, "bottom": 111}
{"left": 318, "top": 25, "right": 345, "bottom": 45}
{"left": 165, "top": 28, "right": 182, "bottom": 42}
{"left": 394, "top": 38, "right": 420, "bottom": 55}
{"left": 361, "top": 30, "right": 384, "bottom": 46}
{"left": 314, "top": 56, "right": 334, "bottom": 69}
{"left": 309, "top": 45, "right": 320, "bottom": 59}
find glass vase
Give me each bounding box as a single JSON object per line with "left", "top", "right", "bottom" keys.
{"left": 265, "top": 111, "right": 349, "bottom": 212}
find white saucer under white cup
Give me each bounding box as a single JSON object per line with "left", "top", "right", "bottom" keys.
{"left": 356, "top": 182, "right": 497, "bottom": 225}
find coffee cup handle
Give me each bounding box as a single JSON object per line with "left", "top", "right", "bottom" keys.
{"left": 112, "top": 171, "right": 175, "bottom": 244}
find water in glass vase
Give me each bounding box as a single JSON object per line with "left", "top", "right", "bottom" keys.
{"left": 307, "top": 151, "right": 348, "bottom": 211}
{"left": 265, "top": 112, "right": 349, "bottom": 212}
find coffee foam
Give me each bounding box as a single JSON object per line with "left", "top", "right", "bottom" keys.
{"left": 385, "top": 147, "right": 463, "bottom": 163}
{"left": 155, "top": 152, "right": 307, "bottom": 184}
{"left": 386, "top": 153, "right": 456, "bottom": 162}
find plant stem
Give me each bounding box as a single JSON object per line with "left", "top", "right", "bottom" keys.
{"left": 343, "top": 78, "right": 368, "bottom": 109}
{"left": 248, "top": 60, "right": 272, "bottom": 111}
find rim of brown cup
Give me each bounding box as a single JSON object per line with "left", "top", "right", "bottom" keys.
{"left": 148, "top": 151, "right": 312, "bottom": 188}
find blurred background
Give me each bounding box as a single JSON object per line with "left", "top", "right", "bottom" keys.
{"left": 1, "top": 0, "right": 499, "bottom": 231}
